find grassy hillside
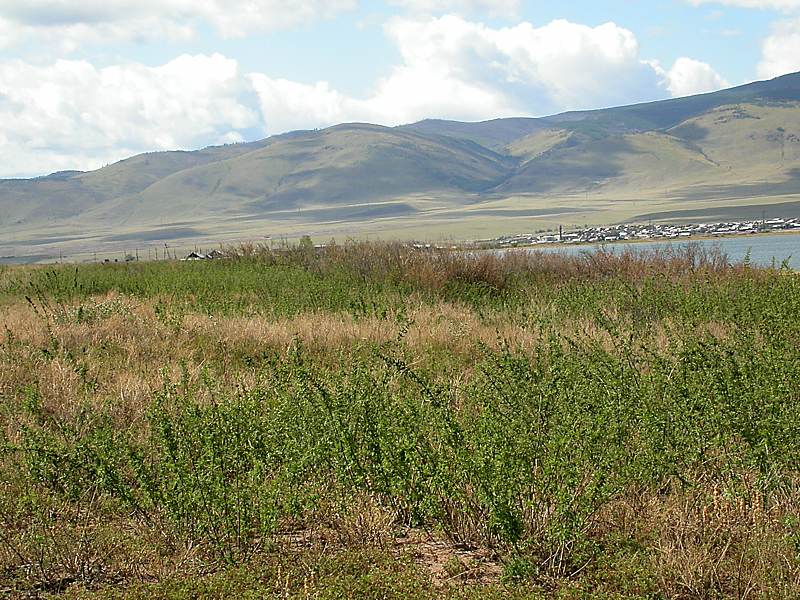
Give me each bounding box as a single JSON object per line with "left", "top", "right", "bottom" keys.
{"left": 76, "top": 140, "right": 270, "bottom": 200}
{"left": 76, "top": 124, "right": 514, "bottom": 234}
{"left": 0, "top": 141, "right": 268, "bottom": 229}
{"left": 506, "top": 128, "right": 572, "bottom": 161}
{"left": 543, "top": 70, "right": 800, "bottom": 133}
{"left": 5, "top": 72, "right": 800, "bottom": 258}
{"left": 397, "top": 117, "right": 545, "bottom": 151}
{"left": 495, "top": 130, "right": 718, "bottom": 195}
{"left": 497, "top": 100, "right": 800, "bottom": 200}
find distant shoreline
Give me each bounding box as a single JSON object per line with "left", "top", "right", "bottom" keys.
{"left": 5, "top": 226, "right": 800, "bottom": 267}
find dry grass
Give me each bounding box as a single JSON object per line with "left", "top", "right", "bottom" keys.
{"left": 650, "top": 485, "right": 800, "bottom": 598}
{"left": 0, "top": 289, "right": 736, "bottom": 445}
{"left": 236, "top": 240, "right": 747, "bottom": 293}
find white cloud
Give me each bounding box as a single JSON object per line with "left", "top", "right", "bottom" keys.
{"left": 758, "top": 19, "right": 800, "bottom": 77}
{"left": 249, "top": 77, "right": 378, "bottom": 132}
{"left": 251, "top": 15, "right": 679, "bottom": 134}
{"left": 0, "top": 0, "right": 356, "bottom": 48}
{"left": 0, "top": 17, "right": 194, "bottom": 52}
{"left": 0, "top": 54, "right": 260, "bottom": 177}
{"left": 388, "top": 0, "right": 520, "bottom": 18}
{"left": 662, "top": 57, "right": 729, "bottom": 96}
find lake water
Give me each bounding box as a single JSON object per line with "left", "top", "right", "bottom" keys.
{"left": 512, "top": 233, "right": 800, "bottom": 269}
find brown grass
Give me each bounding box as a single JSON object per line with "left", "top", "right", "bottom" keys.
{"left": 229, "top": 240, "right": 753, "bottom": 293}
{"left": 0, "top": 290, "right": 736, "bottom": 441}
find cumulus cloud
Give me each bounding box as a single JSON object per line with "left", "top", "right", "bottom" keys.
{"left": 0, "top": 0, "right": 356, "bottom": 48}
{"left": 252, "top": 16, "right": 676, "bottom": 133}
{"left": 758, "top": 19, "right": 800, "bottom": 77}
{"left": 248, "top": 77, "right": 379, "bottom": 133}
{"left": 0, "top": 54, "right": 260, "bottom": 177}
{"left": 661, "top": 57, "right": 730, "bottom": 96}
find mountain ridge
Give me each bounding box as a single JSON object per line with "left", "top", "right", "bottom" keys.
{"left": 4, "top": 71, "right": 800, "bottom": 259}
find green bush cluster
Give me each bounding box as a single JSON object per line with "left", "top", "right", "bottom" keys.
{"left": 11, "top": 315, "right": 800, "bottom": 573}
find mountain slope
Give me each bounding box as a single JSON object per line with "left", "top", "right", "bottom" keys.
{"left": 495, "top": 130, "right": 720, "bottom": 195}
{"left": 4, "top": 72, "right": 800, "bottom": 258}
{"left": 80, "top": 123, "right": 515, "bottom": 229}
{"left": 540, "top": 71, "right": 800, "bottom": 135}
{"left": 0, "top": 140, "right": 269, "bottom": 228}
{"left": 397, "top": 117, "right": 545, "bottom": 151}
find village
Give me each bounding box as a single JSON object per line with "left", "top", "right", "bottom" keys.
{"left": 487, "top": 216, "right": 800, "bottom": 247}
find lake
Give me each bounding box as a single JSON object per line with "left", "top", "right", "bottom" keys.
{"left": 512, "top": 232, "right": 800, "bottom": 269}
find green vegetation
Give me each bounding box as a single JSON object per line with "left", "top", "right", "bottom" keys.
{"left": 1, "top": 243, "right": 800, "bottom": 597}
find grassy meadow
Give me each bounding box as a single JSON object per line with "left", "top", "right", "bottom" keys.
{"left": 1, "top": 242, "right": 800, "bottom": 598}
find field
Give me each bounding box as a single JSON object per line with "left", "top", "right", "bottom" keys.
{"left": 1, "top": 243, "right": 800, "bottom": 598}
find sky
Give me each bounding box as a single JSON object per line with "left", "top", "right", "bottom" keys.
{"left": 1, "top": 0, "right": 799, "bottom": 177}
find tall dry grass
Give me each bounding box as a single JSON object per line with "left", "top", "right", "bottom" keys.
{"left": 228, "top": 240, "right": 743, "bottom": 292}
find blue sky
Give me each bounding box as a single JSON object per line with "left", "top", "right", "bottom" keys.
{"left": 0, "top": 0, "right": 799, "bottom": 177}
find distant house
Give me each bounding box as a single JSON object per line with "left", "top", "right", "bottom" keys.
{"left": 182, "top": 249, "right": 226, "bottom": 261}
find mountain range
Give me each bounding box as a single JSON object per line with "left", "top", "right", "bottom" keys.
{"left": 4, "top": 71, "right": 800, "bottom": 260}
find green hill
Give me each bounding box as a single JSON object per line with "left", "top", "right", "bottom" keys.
{"left": 0, "top": 141, "right": 269, "bottom": 229}
{"left": 78, "top": 123, "right": 513, "bottom": 231}
{"left": 4, "top": 72, "right": 800, "bottom": 260}
{"left": 542, "top": 71, "right": 800, "bottom": 133}
{"left": 397, "top": 117, "right": 545, "bottom": 151}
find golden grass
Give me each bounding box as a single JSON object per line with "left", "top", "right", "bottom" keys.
{"left": 650, "top": 486, "right": 800, "bottom": 597}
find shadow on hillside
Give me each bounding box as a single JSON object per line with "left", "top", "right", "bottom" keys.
{"left": 249, "top": 140, "right": 513, "bottom": 213}
{"left": 428, "top": 207, "right": 594, "bottom": 220}
{"left": 671, "top": 168, "right": 800, "bottom": 202}
{"left": 492, "top": 134, "right": 637, "bottom": 195}
{"left": 670, "top": 122, "right": 710, "bottom": 142}
{"left": 243, "top": 202, "right": 420, "bottom": 223}
{"left": 104, "top": 227, "right": 203, "bottom": 243}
